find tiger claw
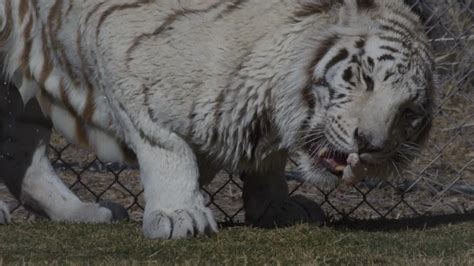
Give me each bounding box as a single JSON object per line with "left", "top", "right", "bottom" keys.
{"left": 143, "top": 207, "right": 217, "bottom": 239}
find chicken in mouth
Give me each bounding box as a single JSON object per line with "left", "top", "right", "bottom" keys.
{"left": 314, "top": 147, "right": 373, "bottom": 186}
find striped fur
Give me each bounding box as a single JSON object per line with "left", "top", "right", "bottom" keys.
{"left": 0, "top": 0, "right": 434, "bottom": 238}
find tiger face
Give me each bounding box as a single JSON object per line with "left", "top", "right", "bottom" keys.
{"left": 295, "top": 1, "right": 434, "bottom": 185}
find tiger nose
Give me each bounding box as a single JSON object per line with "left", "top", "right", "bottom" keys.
{"left": 354, "top": 128, "right": 384, "bottom": 153}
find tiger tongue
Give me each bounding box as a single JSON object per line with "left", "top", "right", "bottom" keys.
{"left": 324, "top": 158, "right": 347, "bottom": 174}
{"left": 318, "top": 148, "right": 348, "bottom": 174}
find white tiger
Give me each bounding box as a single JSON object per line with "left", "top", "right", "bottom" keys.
{"left": 0, "top": 0, "right": 433, "bottom": 239}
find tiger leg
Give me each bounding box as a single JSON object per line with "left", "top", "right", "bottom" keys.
{"left": 111, "top": 104, "right": 217, "bottom": 238}
{"left": 0, "top": 83, "right": 128, "bottom": 223}
{"left": 136, "top": 135, "right": 217, "bottom": 239}
{"left": 242, "top": 153, "right": 325, "bottom": 228}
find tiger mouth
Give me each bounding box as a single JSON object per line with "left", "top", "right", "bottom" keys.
{"left": 316, "top": 148, "right": 349, "bottom": 177}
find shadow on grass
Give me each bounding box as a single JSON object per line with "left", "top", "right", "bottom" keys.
{"left": 329, "top": 212, "right": 474, "bottom": 232}
{"left": 218, "top": 212, "right": 474, "bottom": 231}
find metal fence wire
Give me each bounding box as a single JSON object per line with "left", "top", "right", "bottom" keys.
{"left": 5, "top": 0, "right": 474, "bottom": 224}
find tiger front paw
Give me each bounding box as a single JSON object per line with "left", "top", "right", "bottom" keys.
{"left": 143, "top": 206, "right": 218, "bottom": 239}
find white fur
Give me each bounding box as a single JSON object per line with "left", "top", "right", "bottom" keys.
{"left": 19, "top": 77, "right": 39, "bottom": 104}
{"left": 88, "top": 128, "right": 126, "bottom": 163}
{"left": 49, "top": 105, "right": 77, "bottom": 142}
{"left": 21, "top": 145, "right": 113, "bottom": 223}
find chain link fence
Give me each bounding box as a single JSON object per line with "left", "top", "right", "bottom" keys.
{"left": 2, "top": 0, "right": 473, "bottom": 225}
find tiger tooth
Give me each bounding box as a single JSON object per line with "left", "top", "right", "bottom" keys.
{"left": 318, "top": 148, "right": 329, "bottom": 157}
{"left": 335, "top": 165, "right": 346, "bottom": 173}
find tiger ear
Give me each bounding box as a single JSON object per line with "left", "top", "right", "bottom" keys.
{"left": 339, "top": 0, "right": 377, "bottom": 24}
{"left": 342, "top": 0, "right": 376, "bottom": 10}
{"left": 403, "top": 0, "right": 431, "bottom": 24}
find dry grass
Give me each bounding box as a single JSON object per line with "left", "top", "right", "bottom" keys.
{"left": 0, "top": 0, "right": 472, "bottom": 227}
{"left": 1, "top": 221, "right": 473, "bottom": 265}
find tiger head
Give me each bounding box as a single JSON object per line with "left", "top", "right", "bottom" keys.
{"left": 291, "top": 0, "right": 435, "bottom": 185}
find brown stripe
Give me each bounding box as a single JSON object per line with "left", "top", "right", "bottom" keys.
{"left": 301, "top": 36, "right": 340, "bottom": 134}
{"left": 57, "top": 51, "right": 79, "bottom": 85}
{"left": 76, "top": 2, "right": 108, "bottom": 123}
{"left": 48, "top": 0, "right": 79, "bottom": 85}
{"left": 59, "top": 78, "right": 75, "bottom": 114}
{"left": 248, "top": 113, "right": 271, "bottom": 159}
{"left": 382, "top": 18, "right": 416, "bottom": 37}
{"left": 65, "top": 0, "right": 74, "bottom": 17}
{"left": 379, "top": 45, "right": 401, "bottom": 54}
{"left": 356, "top": 0, "right": 376, "bottom": 10}
{"left": 75, "top": 118, "right": 89, "bottom": 145}
{"left": 207, "top": 49, "right": 255, "bottom": 145}
{"left": 380, "top": 24, "right": 408, "bottom": 39}
{"left": 75, "top": 30, "right": 87, "bottom": 72}
{"left": 47, "top": 0, "right": 62, "bottom": 36}
{"left": 126, "top": 9, "right": 186, "bottom": 60}
{"left": 75, "top": 25, "right": 96, "bottom": 123}
{"left": 325, "top": 48, "right": 349, "bottom": 74}
{"left": 78, "top": 2, "right": 152, "bottom": 125}
{"left": 378, "top": 35, "right": 410, "bottom": 49}
{"left": 126, "top": 1, "right": 225, "bottom": 66}
{"left": 73, "top": 2, "right": 106, "bottom": 89}
{"left": 95, "top": 0, "right": 152, "bottom": 41}
{"left": 308, "top": 35, "right": 340, "bottom": 79}
{"left": 37, "top": 88, "right": 53, "bottom": 115}
{"left": 82, "top": 87, "right": 95, "bottom": 123}
{"left": 0, "top": 1, "right": 13, "bottom": 45}
{"left": 39, "top": 85, "right": 115, "bottom": 137}
{"left": 47, "top": 0, "right": 69, "bottom": 78}
{"left": 38, "top": 29, "right": 53, "bottom": 85}
{"left": 330, "top": 127, "right": 350, "bottom": 145}
{"left": 294, "top": 0, "right": 340, "bottom": 17}
{"left": 20, "top": 10, "right": 33, "bottom": 79}
{"left": 115, "top": 99, "right": 167, "bottom": 149}
{"left": 52, "top": 78, "right": 89, "bottom": 146}
{"left": 215, "top": 0, "right": 248, "bottom": 19}
{"left": 235, "top": 85, "right": 254, "bottom": 124}
{"left": 84, "top": 2, "right": 105, "bottom": 25}
{"left": 380, "top": 19, "right": 431, "bottom": 56}
{"left": 302, "top": 85, "right": 316, "bottom": 110}
{"left": 386, "top": 6, "right": 420, "bottom": 29}
{"left": 377, "top": 54, "right": 395, "bottom": 62}
{"left": 121, "top": 144, "right": 137, "bottom": 164}
{"left": 208, "top": 86, "right": 230, "bottom": 144}
{"left": 355, "top": 38, "right": 366, "bottom": 49}
{"left": 19, "top": 0, "right": 30, "bottom": 23}
{"left": 342, "top": 67, "right": 353, "bottom": 83}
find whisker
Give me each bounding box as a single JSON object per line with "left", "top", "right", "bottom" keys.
{"left": 391, "top": 160, "right": 403, "bottom": 179}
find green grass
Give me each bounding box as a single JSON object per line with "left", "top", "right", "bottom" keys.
{"left": 1, "top": 221, "right": 473, "bottom": 265}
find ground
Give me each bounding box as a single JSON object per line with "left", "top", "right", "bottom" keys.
{"left": 1, "top": 221, "right": 473, "bottom": 265}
